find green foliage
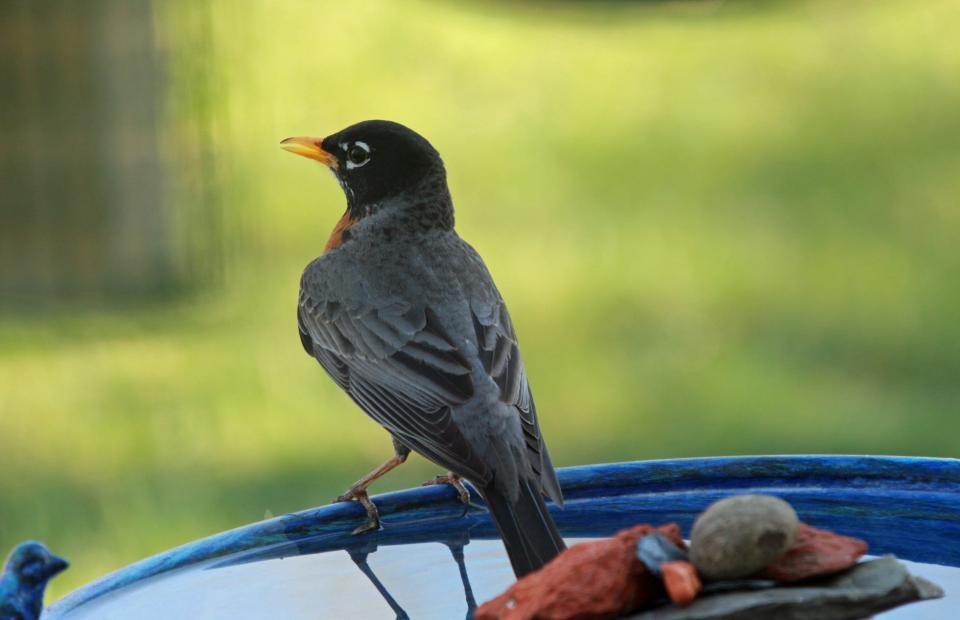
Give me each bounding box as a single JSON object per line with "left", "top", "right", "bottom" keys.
{"left": 1, "top": 0, "right": 958, "bottom": 600}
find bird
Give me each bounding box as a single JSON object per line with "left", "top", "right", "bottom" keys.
{"left": 0, "top": 541, "right": 68, "bottom": 620}
{"left": 281, "top": 120, "right": 566, "bottom": 577}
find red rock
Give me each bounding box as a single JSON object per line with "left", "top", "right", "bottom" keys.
{"left": 761, "top": 522, "right": 868, "bottom": 582}
{"left": 660, "top": 560, "right": 702, "bottom": 607}
{"left": 475, "top": 523, "right": 685, "bottom": 620}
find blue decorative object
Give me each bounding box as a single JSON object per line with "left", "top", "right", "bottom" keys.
{"left": 1, "top": 542, "right": 68, "bottom": 620}
{"left": 637, "top": 532, "right": 687, "bottom": 576}
{"left": 44, "top": 455, "right": 960, "bottom": 619}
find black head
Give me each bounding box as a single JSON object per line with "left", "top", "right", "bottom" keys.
{"left": 6, "top": 542, "right": 68, "bottom": 585}
{"left": 281, "top": 120, "right": 448, "bottom": 214}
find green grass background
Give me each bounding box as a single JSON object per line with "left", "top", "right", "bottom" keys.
{"left": 2, "top": 0, "right": 959, "bottom": 600}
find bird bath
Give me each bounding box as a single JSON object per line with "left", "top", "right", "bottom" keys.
{"left": 44, "top": 456, "right": 960, "bottom": 619}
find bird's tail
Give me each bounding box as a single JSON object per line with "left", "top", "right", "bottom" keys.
{"left": 481, "top": 479, "right": 566, "bottom": 578}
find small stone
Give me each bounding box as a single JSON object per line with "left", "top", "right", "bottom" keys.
{"left": 690, "top": 494, "right": 798, "bottom": 581}
{"left": 475, "top": 523, "right": 685, "bottom": 620}
{"left": 660, "top": 561, "right": 702, "bottom": 607}
{"left": 762, "top": 523, "right": 868, "bottom": 582}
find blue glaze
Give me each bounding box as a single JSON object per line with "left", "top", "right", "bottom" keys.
{"left": 636, "top": 533, "right": 687, "bottom": 576}
{"left": 45, "top": 455, "right": 960, "bottom": 618}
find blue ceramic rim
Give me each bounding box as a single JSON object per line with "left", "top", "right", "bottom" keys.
{"left": 45, "top": 454, "right": 960, "bottom": 616}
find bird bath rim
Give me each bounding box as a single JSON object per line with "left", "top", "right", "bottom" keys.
{"left": 44, "top": 454, "right": 960, "bottom": 617}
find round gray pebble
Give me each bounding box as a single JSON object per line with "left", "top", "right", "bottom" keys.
{"left": 689, "top": 494, "right": 799, "bottom": 581}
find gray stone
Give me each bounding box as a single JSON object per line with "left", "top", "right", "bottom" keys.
{"left": 628, "top": 556, "right": 943, "bottom": 620}
{"left": 690, "top": 494, "right": 798, "bottom": 580}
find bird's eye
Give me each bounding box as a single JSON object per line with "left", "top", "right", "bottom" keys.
{"left": 347, "top": 142, "right": 370, "bottom": 167}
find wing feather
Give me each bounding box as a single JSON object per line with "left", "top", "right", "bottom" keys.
{"left": 472, "top": 300, "right": 564, "bottom": 506}
{"left": 298, "top": 242, "right": 562, "bottom": 505}
{"left": 299, "top": 289, "right": 491, "bottom": 485}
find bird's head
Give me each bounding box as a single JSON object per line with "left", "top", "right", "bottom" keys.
{"left": 281, "top": 120, "right": 449, "bottom": 220}
{"left": 5, "top": 542, "right": 68, "bottom": 585}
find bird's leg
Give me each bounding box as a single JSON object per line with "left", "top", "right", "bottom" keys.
{"left": 336, "top": 441, "right": 411, "bottom": 534}
{"left": 422, "top": 472, "right": 472, "bottom": 509}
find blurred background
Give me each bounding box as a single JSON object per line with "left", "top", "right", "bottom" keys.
{"left": 1, "top": 0, "right": 958, "bottom": 600}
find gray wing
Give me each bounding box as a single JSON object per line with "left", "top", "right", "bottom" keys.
{"left": 298, "top": 288, "right": 492, "bottom": 485}
{"left": 471, "top": 299, "right": 564, "bottom": 506}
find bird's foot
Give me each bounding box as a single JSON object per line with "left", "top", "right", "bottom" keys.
{"left": 422, "top": 473, "right": 472, "bottom": 510}
{"left": 336, "top": 486, "right": 381, "bottom": 534}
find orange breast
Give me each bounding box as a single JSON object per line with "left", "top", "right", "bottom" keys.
{"left": 324, "top": 210, "right": 355, "bottom": 254}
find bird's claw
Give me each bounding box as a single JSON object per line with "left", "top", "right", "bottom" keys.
{"left": 422, "top": 474, "right": 472, "bottom": 511}
{"left": 335, "top": 487, "right": 381, "bottom": 534}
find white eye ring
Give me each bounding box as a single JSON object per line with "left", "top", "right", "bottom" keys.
{"left": 345, "top": 141, "right": 371, "bottom": 169}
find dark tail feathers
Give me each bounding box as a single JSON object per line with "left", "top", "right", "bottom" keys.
{"left": 482, "top": 479, "right": 566, "bottom": 578}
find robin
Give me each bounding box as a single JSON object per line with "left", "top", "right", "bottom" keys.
{"left": 281, "top": 120, "right": 566, "bottom": 577}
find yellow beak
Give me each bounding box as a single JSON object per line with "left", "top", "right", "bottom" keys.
{"left": 280, "top": 136, "right": 338, "bottom": 168}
